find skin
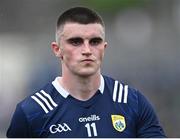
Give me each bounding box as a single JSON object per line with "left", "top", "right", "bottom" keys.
{"left": 51, "top": 23, "right": 107, "bottom": 100}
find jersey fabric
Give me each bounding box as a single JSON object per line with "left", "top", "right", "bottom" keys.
{"left": 7, "top": 75, "right": 166, "bottom": 138}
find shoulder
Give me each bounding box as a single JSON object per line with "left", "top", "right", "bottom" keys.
{"left": 7, "top": 83, "right": 60, "bottom": 137}
{"left": 103, "top": 75, "right": 143, "bottom": 104}
{"left": 19, "top": 83, "right": 59, "bottom": 118}
{"left": 103, "top": 75, "right": 154, "bottom": 116}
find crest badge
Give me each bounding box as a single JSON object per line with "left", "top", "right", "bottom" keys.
{"left": 111, "top": 115, "right": 126, "bottom": 132}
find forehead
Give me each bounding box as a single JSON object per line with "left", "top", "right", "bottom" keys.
{"left": 61, "top": 23, "right": 105, "bottom": 39}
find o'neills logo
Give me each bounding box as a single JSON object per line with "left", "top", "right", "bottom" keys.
{"left": 79, "top": 114, "right": 100, "bottom": 122}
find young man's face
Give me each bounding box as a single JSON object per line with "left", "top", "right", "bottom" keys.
{"left": 55, "top": 23, "right": 107, "bottom": 77}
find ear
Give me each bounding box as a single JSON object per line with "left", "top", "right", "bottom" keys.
{"left": 51, "top": 42, "right": 63, "bottom": 59}
{"left": 104, "top": 41, "right": 108, "bottom": 49}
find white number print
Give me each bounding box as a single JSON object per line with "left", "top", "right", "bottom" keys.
{"left": 85, "top": 122, "right": 98, "bottom": 137}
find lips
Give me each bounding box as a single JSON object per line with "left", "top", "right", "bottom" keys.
{"left": 82, "top": 59, "right": 94, "bottom": 62}
{"left": 83, "top": 58, "right": 96, "bottom": 62}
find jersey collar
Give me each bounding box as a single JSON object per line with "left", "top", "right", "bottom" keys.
{"left": 52, "top": 75, "right": 105, "bottom": 98}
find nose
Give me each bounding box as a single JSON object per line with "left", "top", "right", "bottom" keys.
{"left": 81, "top": 42, "right": 92, "bottom": 56}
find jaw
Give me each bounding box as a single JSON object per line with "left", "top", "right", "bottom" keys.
{"left": 62, "top": 62, "right": 101, "bottom": 78}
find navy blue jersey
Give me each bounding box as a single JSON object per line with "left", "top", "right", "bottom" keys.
{"left": 7, "top": 75, "right": 166, "bottom": 138}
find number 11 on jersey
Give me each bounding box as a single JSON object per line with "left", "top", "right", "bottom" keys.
{"left": 85, "top": 122, "right": 98, "bottom": 137}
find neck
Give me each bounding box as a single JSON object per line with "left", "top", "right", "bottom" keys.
{"left": 59, "top": 72, "right": 101, "bottom": 101}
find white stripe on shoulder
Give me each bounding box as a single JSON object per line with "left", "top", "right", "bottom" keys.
{"left": 40, "top": 90, "right": 58, "bottom": 107}
{"left": 118, "top": 83, "right": 123, "bottom": 103}
{"left": 35, "top": 92, "right": 53, "bottom": 111}
{"left": 123, "top": 85, "right": 128, "bottom": 103}
{"left": 31, "top": 95, "right": 49, "bottom": 113}
{"left": 113, "top": 80, "right": 118, "bottom": 102}
{"left": 112, "top": 80, "right": 129, "bottom": 104}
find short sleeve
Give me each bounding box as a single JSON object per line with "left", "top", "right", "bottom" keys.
{"left": 136, "top": 91, "right": 166, "bottom": 137}
{"left": 6, "top": 103, "right": 30, "bottom": 138}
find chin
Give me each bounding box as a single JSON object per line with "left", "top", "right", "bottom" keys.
{"left": 77, "top": 69, "right": 98, "bottom": 77}
{"left": 72, "top": 65, "right": 100, "bottom": 77}
{"left": 78, "top": 72, "right": 95, "bottom": 77}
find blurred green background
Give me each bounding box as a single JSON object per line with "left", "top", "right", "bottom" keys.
{"left": 0, "top": 0, "right": 180, "bottom": 137}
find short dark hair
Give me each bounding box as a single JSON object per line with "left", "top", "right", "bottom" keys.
{"left": 57, "top": 7, "right": 105, "bottom": 29}
{"left": 55, "top": 7, "right": 105, "bottom": 44}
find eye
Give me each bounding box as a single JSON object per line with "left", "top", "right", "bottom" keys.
{"left": 67, "top": 37, "right": 83, "bottom": 46}
{"left": 89, "top": 37, "right": 103, "bottom": 46}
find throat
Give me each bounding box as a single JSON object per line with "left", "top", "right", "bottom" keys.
{"left": 59, "top": 75, "right": 101, "bottom": 101}
{"left": 73, "top": 86, "right": 98, "bottom": 101}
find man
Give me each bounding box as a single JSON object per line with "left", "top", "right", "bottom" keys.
{"left": 7, "top": 7, "right": 166, "bottom": 137}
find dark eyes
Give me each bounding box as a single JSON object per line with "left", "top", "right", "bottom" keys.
{"left": 90, "top": 38, "right": 103, "bottom": 46}
{"left": 67, "top": 37, "right": 103, "bottom": 46}
{"left": 68, "top": 38, "right": 83, "bottom": 46}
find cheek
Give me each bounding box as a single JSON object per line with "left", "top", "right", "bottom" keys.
{"left": 96, "top": 49, "right": 105, "bottom": 60}
{"left": 62, "top": 49, "right": 76, "bottom": 63}
{"left": 63, "top": 53, "right": 72, "bottom": 62}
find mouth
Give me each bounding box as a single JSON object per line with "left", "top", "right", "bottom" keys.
{"left": 81, "top": 59, "right": 94, "bottom": 62}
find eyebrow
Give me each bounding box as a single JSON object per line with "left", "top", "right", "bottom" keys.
{"left": 90, "top": 37, "right": 103, "bottom": 41}
{"left": 66, "top": 37, "right": 83, "bottom": 42}
{"left": 66, "top": 36, "right": 103, "bottom": 41}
